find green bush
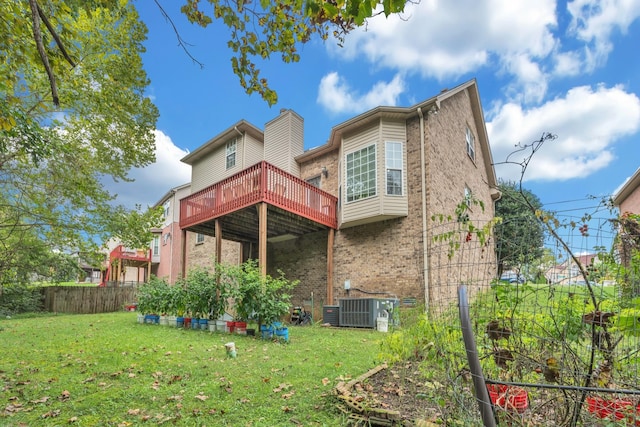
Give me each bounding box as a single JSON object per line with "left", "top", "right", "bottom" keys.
{"left": 0, "top": 284, "right": 43, "bottom": 316}
{"left": 217, "top": 260, "right": 298, "bottom": 327}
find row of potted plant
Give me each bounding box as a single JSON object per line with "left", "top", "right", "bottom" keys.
{"left": 136, "top": 260, "right": 298, "bottom": 333}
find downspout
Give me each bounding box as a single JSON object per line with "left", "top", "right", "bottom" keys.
{"left": 417, "top": 107, "right": 430, "bottom": 314}
{"left": 169, "top": 191, "right": 175, "bottom": 283}
{"left": 234, "top": 126, "right": 244, "bottom": 169}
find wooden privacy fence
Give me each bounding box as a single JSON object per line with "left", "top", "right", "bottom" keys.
{"left": 41, "top": 286, "right": 138, "bottom": 314}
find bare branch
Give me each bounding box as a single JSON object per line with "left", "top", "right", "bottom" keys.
{"left": 36, "top": 2, "right": 76, "bottom": 68}
{"left": 28, "top": 0, "right": 59, "bottom": 106}
{"left": 153, "top": 0, "right": 204, "bottom": 68}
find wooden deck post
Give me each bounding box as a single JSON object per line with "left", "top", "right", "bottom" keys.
{"left": 215, "top": 219, "right": 222, "bottom": 265}
{"left": 181, "top": 228, "right": 187, "bottom": 280}
{"left": 258, "top": 202, "right": 267, "bottom": 276}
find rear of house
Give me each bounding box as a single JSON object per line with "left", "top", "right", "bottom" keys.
{"left": 176, "top": 79, "right": 499, "bottom": 313}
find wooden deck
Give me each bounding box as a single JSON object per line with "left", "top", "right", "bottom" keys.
{"left": 180, "top": 161, "right": 338, "bottom": 240}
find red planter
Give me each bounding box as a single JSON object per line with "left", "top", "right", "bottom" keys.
{"left": 487, "top": 384, "right": 528, "bottom": 413}
{"left": 587, "top": 396, "right": 639, "bottom": 424}
{"left": 226, "top": 321, "right": 236, "bottom": 333}
{"left": 235, "top": 321, "right": 247, "bottom": 335}
{"left": 183, "top": 317, "right": 192, "bottom": 329}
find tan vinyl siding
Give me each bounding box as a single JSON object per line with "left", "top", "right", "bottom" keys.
{"left": 341, "top": 122, "right": 381, "bottom": 224}
{"left": 190, "top": 133, "right": 264, "bottom": 193}
{"left": 264, "top": 110, "right": 304, "bottom": 176}
{"left": 242, "top": 133, "right": 264, "bottom": 169}
{"left": 380, "top": 119, "right": 408, "bottom": 216}
{"left": 340, "top": 119, "right": 408, "bottom": 227}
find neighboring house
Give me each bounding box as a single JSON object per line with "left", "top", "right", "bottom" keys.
{"left": 613, "top": 167, "right": 640, "bottom": 214}
{"left": 151, "top": 183, "right": 190, "bottom": 284}
{"left": 613, "top": 167, "right": 640, "bottom": 267}
{"left": 177, "top": 79, "right": 500, "bottom": 311}
{"left": 151, "top": 183, "right": 242, "bottom": 283}
{"left": 101, "top": 239, "right": 151, "bottom": 286}
{"left": 546, "top": 253, "right": 599, "bottom": 284}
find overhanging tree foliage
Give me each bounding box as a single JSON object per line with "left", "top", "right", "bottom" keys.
{"left": 1, "top": 0, "right": 160, "bottom": 285}
{"left": 177, "top": 0, "right": 409, "bottom": 105}
{"left": 494, "top": 179, "right": 545, "bottom": 278}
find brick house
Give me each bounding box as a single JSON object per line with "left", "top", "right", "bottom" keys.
{"left": 151, "top": 183, "right": 243, "bottom": 283}
{"left": 614, "top": 167, "right": 640, "bottom": 214}
{"left": 613, "top": 167, "right": 640, "bottom": 268}
{"left": 176, "top": 79, "right": 499, "bottom": 312}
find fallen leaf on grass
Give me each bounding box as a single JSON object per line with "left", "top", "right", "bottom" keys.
{"left": 273, "top": 383, "right": 292, "bottom": 393}
{"left": 321, "top": 378, "right": 330, "bottom": 386}
{"left": 127, "top": 408, "right": 141, "bottom": 415}
{"left": 281, "top": 406, "right": 292, "bottom": 413}
{"left": 82, "top": 377, "right": 95, "bottom": 383}
{"left": 281, "top": 392, "right": 295, "bottom": 399}
{"left": 4, "top": 403, "right": 24, "bottom": 413}
{"left": 128, "top": 373, "right": 136, "bottom": 378}
{"left": 195, "top": 393, "right": 208, "bottom": 401}
{"left": 59, "top": 390, "right": 71, "bottom": 401}
{"left": 30, "top": 396, "right": 49, "bottom": 404}
{"left": 41, "top": 409, "right": 61, "bottom": 418}
{"left": 168, "top": 375, "right": 182, "bottom": 384}
{"left": 167, "top": 395, "right": 183, "bottom": 401}
{"left": 68, "top": 416, "right": 78, "bottom": 422}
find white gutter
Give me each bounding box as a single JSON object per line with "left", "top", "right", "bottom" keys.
{"left": 417, "top": 107, "right": 430, "bottom": 314}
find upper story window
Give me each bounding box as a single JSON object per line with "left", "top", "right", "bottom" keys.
{"left": 163, "top": 200, "right": 170, "bottom": 219}
{"left": 464, "top": 185, "right": 472, "bottom": 207}
{"left": 152, "top": 235, "right": 160, "bottom": 256}
{"left": 346, "top": 144, "right": 376, "bottom": 202}
{"left": 385, "top": 141, "right": 403, "bottom": 196}
{"left": 196, "top": 233, "right": 205, "bottom": 244}
{"left": 465, "top": 127, "right": 476, "bottom": 161}
{"left": 226, "top": 139, "right": 237, "bottom": 169}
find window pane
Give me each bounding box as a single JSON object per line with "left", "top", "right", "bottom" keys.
{"left": 385, "top": 142, "right": 403, "bottom": 196}
{"left": 466, "top": 128, "right": 475, "bottom": 161}
{"left": 226, "top": 139, "right": 237, "bottom": 169}
{"left": 387, "top": 170, "right": 402, "bottom": 195}
{"left": 346, "top": 144, "right": 377, "bottom": 202}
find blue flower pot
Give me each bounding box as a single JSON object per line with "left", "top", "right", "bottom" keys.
{"left": 275, "top": 327, "right": 289, "bottom": 342}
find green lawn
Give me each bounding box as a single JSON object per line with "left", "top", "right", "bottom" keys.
{"left": 0, "top": 312, "right": 383, "bottom": 426}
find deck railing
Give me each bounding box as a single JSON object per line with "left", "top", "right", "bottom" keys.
{"left": 180, "top": 161, "right": 338, "bottom": 230}
{"left": 109, "top": 245, "right": 151, "bottom": 263}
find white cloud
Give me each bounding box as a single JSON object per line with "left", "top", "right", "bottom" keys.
{"left": 317, "top": 72, "right": 405, "bottom": 114}
{"left": 488, "top": 84, "right": 640, "bottom": 182}
{"left": 106, "top": 130, "right": 191, "bottom": 209}
{"left": 567, "top": 0, "right": 640, "bottom": 69}
{"left": 333, "top": 0, "right": 557, "bottom": 100}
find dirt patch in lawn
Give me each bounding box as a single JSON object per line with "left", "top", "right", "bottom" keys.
{"left": 336, "top": 361, "right": 454, "bottom": 426}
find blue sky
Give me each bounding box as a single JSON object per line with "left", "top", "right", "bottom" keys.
{"left": 112, "top": 0, "right": 640, "bottom": 250}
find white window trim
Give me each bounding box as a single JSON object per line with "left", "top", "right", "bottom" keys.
{"left": 152, "top": 235, "right": 160, "bottom": 255}
{"left": 466, "top": 127, "right": 476, "bottom": 161}
{"left": 385, "top": 141, "right": 403, "bottom": 196}
{"left": 226, "top": 138, "right": 237, "bottom": 170}
{"left": 195, "top": 233, "right": 205, "bottom": 245}
{"left": 345, "top": 144, "right": 377, "bottom": 203}
{"left": 464, "top": 185, "right": 472, "bottom": 207}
